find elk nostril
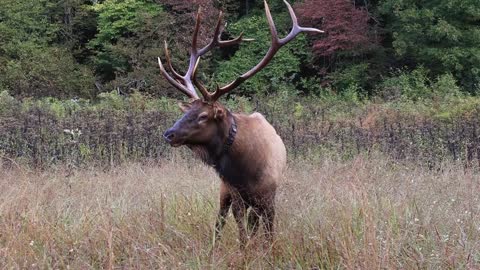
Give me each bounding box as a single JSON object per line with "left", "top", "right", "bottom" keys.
{"left": 163, "top": 130, "right": 175, "bottom": 142}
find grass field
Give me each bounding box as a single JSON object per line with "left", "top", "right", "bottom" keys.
{"left": 0, "top": 155, "right": 479, "bottom": 269}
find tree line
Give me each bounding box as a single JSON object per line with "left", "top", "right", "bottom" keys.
{"left": 0, "top": 0, "right": 478, "bottom": 100}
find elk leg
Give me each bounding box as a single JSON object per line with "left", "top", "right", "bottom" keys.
{"left": 231, "top": 197, "right": 247, "bottom": 248}
{"left": 247, "top": 207, "right": 260, "bottom": 238}
{"left": 214, "top": 184, "right": 232, "bottom": 241}
{"left": 262, "top": 205, "right": 275, "bottom": 244}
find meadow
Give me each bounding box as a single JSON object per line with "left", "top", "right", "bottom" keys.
{"left": 1, "top": 92, "right": 480, "bottom": 268}
{"left": 0, "top": 154, "right": 479, "bottom": 269}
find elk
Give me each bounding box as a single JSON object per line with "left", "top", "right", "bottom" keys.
{"left": 158, "top": 0, "right": 322, "bottom": 247}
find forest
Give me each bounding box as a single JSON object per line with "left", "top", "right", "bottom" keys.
{"left": 0, "top": 0, "right": 479, "bottom": 99}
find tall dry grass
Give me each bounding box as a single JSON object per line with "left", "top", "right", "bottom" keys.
{"left": 0, "top": 155, "right": 479, "bottom": 269}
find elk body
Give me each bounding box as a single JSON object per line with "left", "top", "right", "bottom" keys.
{"left": 158, "top": 0, "right": 322, "bottom": 247}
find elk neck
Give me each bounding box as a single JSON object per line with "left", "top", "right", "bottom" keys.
{"left": 210, "top": 109, "right": 237, "bottom": 163}
{"left": 189, "top": 109, "right": 238, "bottom": 167}
{"left": 222, "top": 111, "right": 237, "bottom": 154}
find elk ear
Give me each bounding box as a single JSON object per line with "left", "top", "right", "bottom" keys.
{"left": 213, "top": 105, "right": 226, "bottom": 120}
{"left": 178, "top": 101, "right": 192, "bottom": 113}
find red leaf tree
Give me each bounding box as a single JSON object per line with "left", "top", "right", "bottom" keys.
{"left": 296, "top": 0, "right": 375, "bottom": 58}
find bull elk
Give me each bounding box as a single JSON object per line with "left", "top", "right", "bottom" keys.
{"left": 158, "top": 0, "right": 322, "bottom": 247}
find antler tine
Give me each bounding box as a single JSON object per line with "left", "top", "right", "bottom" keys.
{"left": 219, "top": 32, "right": 255, "bottom": 47}
{"left": 264, "top": 0, "right": 279, "bottom": 46}
{"left": 197, "top": 11, "right": 224, "bottom": 55}
{"left": 164, "top": 41, "right": 183, "bottom": 81}
{"left": 280, "top": 0, "right": 324, "bottom": 45}
{"left": 192, "top": 57, "right": 210, "bottom": 98}
{"left": 210, "top": 0, "right": 323, "bottom": 101}
{"left": 191, "top": 9, "right": 254, "bottom": 101}
{"left": 183, "top": 7, "right": 202, "bottom": 80}
{"left": 192, "top": 7, "right": 202, "bottom": 54}
{"left": 158, "top": 57, "right": 198, "bottom": 99}
{"left": 198, "top": 12, "right": 254, "bottom": 55}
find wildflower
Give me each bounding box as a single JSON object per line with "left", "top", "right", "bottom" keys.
{"left": 442, "top": 234, "right": 449, "bottom": 242}
{"left": 64, "top": 128, "right": 82, "bottom": 137}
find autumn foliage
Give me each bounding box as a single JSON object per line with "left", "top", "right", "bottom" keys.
{"left": 296, "top": 0, "right": 374, "bottom": 57}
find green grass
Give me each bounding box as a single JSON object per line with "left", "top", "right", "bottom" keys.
{"left": 0, "top": 155, "right": 479, "bottom": 269}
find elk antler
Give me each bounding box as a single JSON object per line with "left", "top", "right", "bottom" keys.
{"left": 158, "top": 8, "right": 252, "bottom": 99}
{"left": 158, "top": 0, "right": 323, "bottom": 101}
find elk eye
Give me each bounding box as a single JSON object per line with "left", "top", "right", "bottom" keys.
{"left": 197, "top": 114, "right": 208, "bottom": 122}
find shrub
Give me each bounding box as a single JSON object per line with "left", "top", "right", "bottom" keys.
{"left": 379, "top": 68, "right": 466, "bottom": 102}
{"left": 328, "top": 63, "right": 370, "bottom": 95}
{"left": 378, "top": 67, "right": 431, "bottom": 101}
{"left": 2, "top": 44, "right": 95, "bottom": 98}
{"left": 432, "top": 73, "right": 463, "bottom": 99}
{"left": 0, "top": 90, "right": 18, "bottom": 115}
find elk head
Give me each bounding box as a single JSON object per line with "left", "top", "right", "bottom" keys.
{"left": 163, "top": 99, "right": 229, "bottom": 147}
{"left": 159, "top": 0, "right": 323, "bottom": 148}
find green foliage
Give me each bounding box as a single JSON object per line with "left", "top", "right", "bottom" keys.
{"left": 92, "top": 0, "right": 162, "bottom": 45}
{"left": 213, "top": 12, "right": 310, "bottom": 96}
{"left": 98, "top": 90, "right": 126, "bottom": 110}
{"left": 299, "top": 77, "right": 323, "bottom": 96}
{"left": 382, "top": 67, "right": 433, "bottom": 101}
{"left": 2, "top": 44, "right": 95, "bottom": 98}
{"left": 328, "top": 63, "right": 370, "bottom": 94}
{"left": 0, "top": 90, "right": 19, "bottom": 114}
{"left": 96, "top": 90, "right": 179, "bottom": 113}
{"left": 379, "top": 0, "right": 480, "bottom": 92}
{"left": 224, "top": 95, "right": 254, "bottom": 114}
{"left": 0, "top": 0, "right": 96, "bottom": 98}
{"left": 432, "top": 73, "right": 463, "bottom": 99}
{"left": 0, "top": 0, "right": 58, "bottom": 45}
{"left": 299, "top": 75, "right": 363, "bottom": 104}
{"left": 340, "top": 83, "right": 362, "bottom": 103}
{"left": 379, "top": 67, "right": 464, "bottom": 102}
{"left": 89, "top": 0, "right": 164, "bottom": 80}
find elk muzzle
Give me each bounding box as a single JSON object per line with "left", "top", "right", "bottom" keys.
{"left": 163, "top": 127, "right": 184, "bottom": 147}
